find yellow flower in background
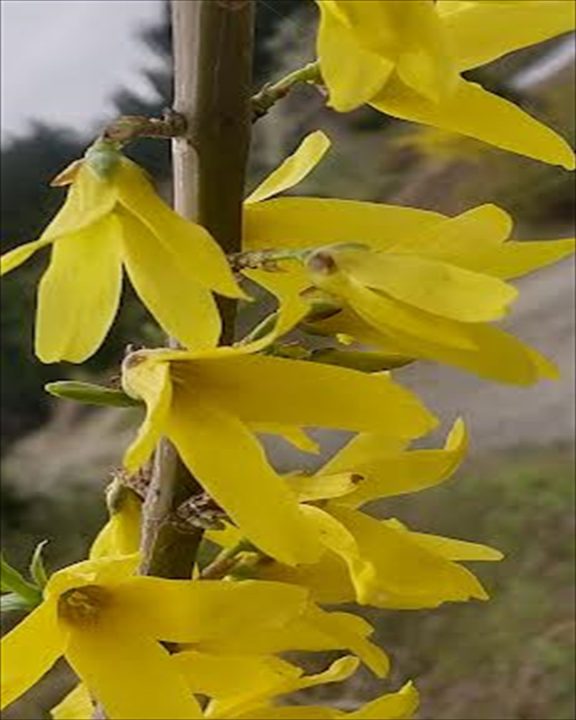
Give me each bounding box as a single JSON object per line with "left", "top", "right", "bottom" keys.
{"left": 208, "top": 419, "right": 503, "bottom": 609}
{"left": 1, "top": 555, "right": 317, "bottom": 720}
{"left": 316, "top": 0, "right": 576, "bottom": 168}
{"left": 0, "top": 142, "right": 244, "bottom": 363}
{"left": 242, "top": 132, "right": 575, "bottom": 385}
{"left": 120, "top": 329, "right": 435, "bottom": 566}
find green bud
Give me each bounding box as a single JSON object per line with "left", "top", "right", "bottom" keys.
{"left": 45, "top": 381, "right": 142, "bottom": 408}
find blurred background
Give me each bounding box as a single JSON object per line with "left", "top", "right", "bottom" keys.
{"left": 1, "top": 1, "right": 574, "bottom": 718}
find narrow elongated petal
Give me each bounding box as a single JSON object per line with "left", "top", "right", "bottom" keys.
{"left": 243, "top": 197, "right": 445, "bottom": 251}
{"left": 389, "top": 204, "right": 513, "bottom": 261}
{"left": 441, "top": 238, "right": 576, "bottom": 280}
{"left": 166, "top": 393, "right": 324, "bottom": 564}
{"left": 122, "top": 359, "right": 172, "bottom": 471}
{"left": 347, "top": 681, "right": 419, "bottom": 720}
{"left": 35, "top": 214, "right": 123, "bottom": 363}
{"left": 174, "top": 652, "right": 301, "bottom": 699}
{"left": 116, "top": 158, "right": 244, "bottom": 298}
{"left": 316, "top": 1, "right": 393, "bottom": 112}
{"left": 51, "top": 684, "right": 93, "bottom": 720}
{"left": 288, "top": 471, "right": 364, "bottom": 502}
{"left": 313, "top": 294, "right": 559, "bottom": 385}
{"left": 1, "top": 238, "right": 53, "bottom": 275}
{"left": 327, "top": 505, "right": 489, "bottom": 607}
{"left": 242, "top": 267, "right": 311, "bottom": 338}
{"left": 246, "top": 132, "right": 331, "bottom": 204}
{"left": 1, "top": 600, "right": 63, "bottom": 710}
{"left": 322, "top": 274, "right": 480, "bottom": 350}
{"left": 373, "top": 77, "right": 575, "bottom": 169}
{"left": 322, "top": 419, "right": 467, "bottom": 507}
{"left": 334, "top": 249, "right": 518, "bottom": 321}
{"left": 120, "top": 210, "right": 221, "bottom": 350}
{"left": 64, "top": 623, "right": 203, "bottom": 720}
{"left": 438, "top": 0, "right": 576, "bottom": 72}
{"left": 402, "top": 528, "right": 503, "bottom": 562}
{"left": 114, "top": 577, "right": 309, "bottom": 644}
{"left": 209, "top": 656, "right": 359, "bottom": 720}
{"left": 186, "top": 353, "right": 436, "bottom": 437}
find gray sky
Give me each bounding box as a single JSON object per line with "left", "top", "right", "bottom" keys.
{"left": 1, "top": 0, "right": 163, "bottom": 143}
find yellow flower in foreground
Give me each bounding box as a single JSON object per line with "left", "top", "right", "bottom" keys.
{"left": 54, "top": 655, "right": 412, "bottom": 720}
{"left": 316, "top": 0, "right": 575, "bottom": 168}
{"left": 121, "top": 333, "right": 435, "bottom": 565}
{"left": 0, "top": 142, "right": 243, "bottom": 363}
{"left": 242, "top": 132, "right": 575, "bottom": 385}
{"left": 1, "top": 556, "right": 322, "bottom": 720}
{"left": 209, "top": 419, "right": 502, "bottom": 609}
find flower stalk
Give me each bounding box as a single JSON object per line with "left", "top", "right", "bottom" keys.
{"left": 139, "top": 0, "right": 254, "bottom": 578}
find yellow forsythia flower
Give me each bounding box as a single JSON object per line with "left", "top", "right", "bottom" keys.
{"left": 209, "top": 420, "right": 502, "bottom": 609}
{"left": 0, "top": 142, "right": 244, "bottom": 363}
{"left": 120, "top": 331, "right": 436, "bottom": 566}
{"left": 243, "top": 132, "right": 575, "bottom": 385}
{"left": 316, "top": 0, "right": 576, "bottom": 168}
{"left": 54, "top": 657, "right": 415, "bottom": 720}
{"left": 0, "top": 555, "right": 323, "bottom": 719}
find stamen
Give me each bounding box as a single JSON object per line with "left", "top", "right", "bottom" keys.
{"left": 58, "top": 585, "right": 111, "bottom": 626}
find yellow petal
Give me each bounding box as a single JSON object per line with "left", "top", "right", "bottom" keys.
{"left": 373, "top": 76, "right": 575, "bottom": 169}
{"left": 253, "top": 548, "right": 355, "bottom": 605}
{"left": 347, "top": 681, "right": 419, "bottom": 720}
{"left": 1, "top": 600, "right": 63, "bottom": 710}
{"left": 316, "top": 1, "right": 394, "bottom": 112}
{"left": 317, "top": 272, "right": 480, "bottom": 350}
{"left": 333, "top": 249, "right": 518, "bottom": 322}
{"left": 51, "top": 683, "right": 93, "bottom": 720}
{"left": 64, "top": 622, "right": 203, "bottom": 720}
{"left": 122, "top": 358, "right": 172, "bottom": 472}
{"left": 389, "top": 204, "right": 513, "bottom": 261}
{"left": 116, "top": 158, "right": 244, "bottom": 299}
{"left": 445, "top": 237, "right": 576, "bottom": 280}
{"left": 114, "top": 577, "right": 309, "bottom": 645}
{"left": 243, "top": 197, "right": 445, "bottom": 252}
{"left": 255, "top": 425, "right": 320, "bottom": 454}
{"left": 246, "top": 131, "right": 331, "bottom": 204}
{"left": 328, "top": 505, "right": 488, "bottom": 607}
{"left": 405, "top": 529, "right": 503, "bottom": 562}
{"left": 89, "top": 489, "right": 142, "bottom": 560}
{"left": 1, "top": 238, "right": 53, "bottom": 276}
{"left": 174, "top": 651, "right": 300, "bottom": 700}
{"left": 288, "top": 471, "right": 363, "bottom": 502}
{"left": 119, "top": 209, "right": 221, "bottom": 350}
{"left": 35, "top": 214, "right": 123, "bottom": 363}
{"left": 324, "top": 419, "right": 467, "bottom": 507}
{"left": 313, "top": 292, "right": 559, "bottom": 385}
{"left": 166, "top": 393, "right": 323, "bottom": 564}
{"left": 242, "top": 267, "right": 311, "bottom": 336}
{"left": 188, "top": 353, "right": 436, "bottom": 438}
{"left": 439, "top": 0, "right": 576, "bottom": 71}
{"left": 208, "top": 656, "right": 359, "bottom": 720}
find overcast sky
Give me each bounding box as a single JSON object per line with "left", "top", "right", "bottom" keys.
{"left": 1, "top": 0, "right": 163, "bottom": 143}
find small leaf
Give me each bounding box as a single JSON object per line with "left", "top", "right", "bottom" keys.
{"left": 0, "top": 553, "right": 42, "bottom": 606}
{"left": 45, "top": 381, "right": 141, "bottom": 408}
{"left": 29, "top": 540, "right": 49, "bottom": 589}
{"left": 0, "top": 592, "right": 38, "bottom": 613}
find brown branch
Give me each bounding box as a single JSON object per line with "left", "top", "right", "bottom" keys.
{"left": 139, "top": 0, "right": 254, "bottom": 579}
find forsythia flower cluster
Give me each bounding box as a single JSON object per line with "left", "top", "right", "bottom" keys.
{"left": 1, "top": 2, "right": 574, "bottom": 719}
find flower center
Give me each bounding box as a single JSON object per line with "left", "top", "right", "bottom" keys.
{"left": 58, "top": 585, "right": 111, "bottom": 627}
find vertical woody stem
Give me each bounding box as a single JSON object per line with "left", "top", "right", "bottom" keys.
{"left": 139, "top": 0, "right": 254, "bottom": 578}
